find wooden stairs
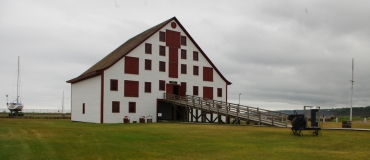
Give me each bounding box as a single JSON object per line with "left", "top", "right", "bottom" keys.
{"left": 163, "top": 93, "right": 289, "bottom": 127}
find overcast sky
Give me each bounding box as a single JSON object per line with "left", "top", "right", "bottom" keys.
{"left": 1, "top": 0, "right": 369, "bottom": 112}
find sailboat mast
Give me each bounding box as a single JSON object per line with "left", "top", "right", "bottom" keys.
{"left": 17, "top": 56, "right": 20, "bottom": 103}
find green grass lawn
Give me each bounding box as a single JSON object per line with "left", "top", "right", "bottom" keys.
{"left": 322, "top": 121, "right": 370, "bottom": 129}
{"left": 0, "top": 119, "right": 369, "bottom": 160}
{"left": 0, "top": 113, "right": 71, "bottom": 118}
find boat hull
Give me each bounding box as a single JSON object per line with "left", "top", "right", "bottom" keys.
{"left": 7, "top": 103, "right": 23, "bottom": 111}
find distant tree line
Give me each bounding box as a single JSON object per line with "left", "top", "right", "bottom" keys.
{"left": 280, "top": 106, "right": 370, "bottom": 117}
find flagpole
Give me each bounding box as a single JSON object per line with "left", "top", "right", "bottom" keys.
{"left": 350, "top": 58, "right": 354, "bottom": 122}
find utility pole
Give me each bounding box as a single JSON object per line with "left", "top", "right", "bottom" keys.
{"left": 239, "top": 93, "right": 241, "bottom": 105}
{"left": 350, "top": 58, "right": 354, "bottom": 122}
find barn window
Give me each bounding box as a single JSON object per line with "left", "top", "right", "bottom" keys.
{"left": 181, "top": 36, "right": 186, "bottom": 46}
{"left": 203, "top": 67, "right": 213, "bottom": 82}
{"left": 159, "top": 61, "right": 165, "bottom": 72}
{"left": 193, "top": 86, "right": 198, "bottom": 96}
{"left": 159, "top": 45, "right": 166, "bottom": 56}
{"left": 82, "top": 103, "right": 85, "bottom": 114}
{"left": 171, "top": 22, "right": 177, "bottom": 28}
{"left": 193, "top": 51, "right": 198, "bottom": 61}
{"left": 112, "top": 101, "right": 120, "bottom": 113}
{"left": 159, "top": 80, "right": 165, "bottom": 91}
{"left": 124, "top": 80, "right": 139, "bottom": 97}
{"left": 145, "top": 43, "right": 152, "bottom": 54}
{"left": 129, "top": 102, "right": 136, "bottom": 113}
{"left": 181, "top": 49, "right": 187, "bottom": 59}
{"left": 124, "top": 56, "right": 139, "bottom": 74}
{"left": 181, "top": 64, "right": 187, "bottom": 74}
{"left": 217, "top": 88, "right": 222, "bottom": 97}
{"left": 145, "top": 59, "right": 151, "bottom": 70}
{"left": 110, "top": 79, "right": 118, "bottom": 91}
{"left": 159, "top": 31, "right": 165, "bottom": 42}
{"left": 193, "top": 66, "right": 199, "bottom": 75}
{"left": 145, "top": 82, "right": 151, "bottom": 93}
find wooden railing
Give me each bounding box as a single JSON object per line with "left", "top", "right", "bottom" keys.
{"left": 163, "top": 93, "right": 288, "bottom": 127}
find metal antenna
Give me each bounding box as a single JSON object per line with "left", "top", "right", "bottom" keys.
{"left": 350, "top": 58, "right": 354, "bottom": 122}
{"left": 17, "top": 56, "right": 20, "bottom": 103}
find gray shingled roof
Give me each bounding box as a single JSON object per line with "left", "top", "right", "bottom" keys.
{"left": 67, "top": 17, "right": 231, "bottom": 84}
{"left": 82, "top": 18, "right": 173, "bottom": 76}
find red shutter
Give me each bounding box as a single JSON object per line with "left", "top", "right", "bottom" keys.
{"left": 203, "top": 87, "right": 213, "bottom": 100}
{"left": 169, "top": 63, "right": 178, "bottom": 78}
{"left": 132, "top": 81, "right": 139, "bottom": 97}
{"left": 166, "top": 84, "right": 173, "bottom": 94}
{"left": 125, "top": 57, "right": 131, "bottom": 73}
{"left": 173, "top": 32, "right": 180, "bottom": 48}
{"left": 166, "top": 83, "right": 174, "bottom": 99}
{"left": 125, "top": 80, "right": 139, "bottom": 97}
{"left": 132, "top": 57, "right": 139, "bottom": 74}
{"left": 208, "top": 68, "right": 213, "bottom": 81}
{"left": 166, "top": 30, "right": 180, "bottom": 48}
{"left": 169, "top": 47, "right": 178, "bottom": 78}
{"left": 125, "top": 57, "right": 139, "bottom": 74}
{"left": 203, "top": 67, "right": 213, "bottom": 81}
{"left": 169, "top": 48, "right": 178, "bottom": 62}
{"left": 124, "top": 80, "right": 129, "bottom": 96}
{"left": 203, "top": 67, "right": 207, "bottom": 81}
{"left": 179, "top": 82, "right": 186, "bottom": 96}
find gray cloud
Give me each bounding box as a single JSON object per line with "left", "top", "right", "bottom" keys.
{"left": 1, "top": 0, "right": 369, "bottom": 111}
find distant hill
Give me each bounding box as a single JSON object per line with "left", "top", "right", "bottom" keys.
{"left": 278, "top": 106, "right": 370, "bottom": 117}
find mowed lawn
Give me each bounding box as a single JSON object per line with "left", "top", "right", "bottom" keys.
{"left": 0, "top": 119, "right": 369, "bottom": 160}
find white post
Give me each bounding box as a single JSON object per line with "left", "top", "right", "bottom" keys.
{"left": 336, "top": 117, "right": 338, "bottom": 123}
{"left": 62, "top": 91, "right": 64, "bottom": 115}
{"left": 237, "top": 93, "right": 241, "bottom": 124}
{"left": 323, "top": 116, "right": 325, "bottom": 123}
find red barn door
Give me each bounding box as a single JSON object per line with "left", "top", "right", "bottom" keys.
{"left": 168, "top": 47, "right": 178, "bottom": 78}
{"left": 203, "top": 87, "right": 213, "bottom": 100}
{"left": 179, "top": 82, "right": 186, "bottom": 97}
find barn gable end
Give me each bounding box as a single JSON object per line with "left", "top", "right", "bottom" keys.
{"left": 67, "top": 17, "right": 231, "bottom": 123}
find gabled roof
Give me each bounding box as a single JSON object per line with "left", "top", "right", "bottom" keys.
{"left": 67, "top": 17, "right": 231, "bottom": 85}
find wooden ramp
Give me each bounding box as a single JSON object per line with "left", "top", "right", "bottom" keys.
{"left": 163, "top": 93, "right": 289, "bottom": 127}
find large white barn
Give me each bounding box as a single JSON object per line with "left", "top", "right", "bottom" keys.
{"left": 67, "top": 17, "right": 231, "bottom": 123}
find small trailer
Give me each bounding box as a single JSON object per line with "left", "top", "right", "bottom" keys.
{"left": 288, "top": 106, "right": 321, "bottom": 136}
